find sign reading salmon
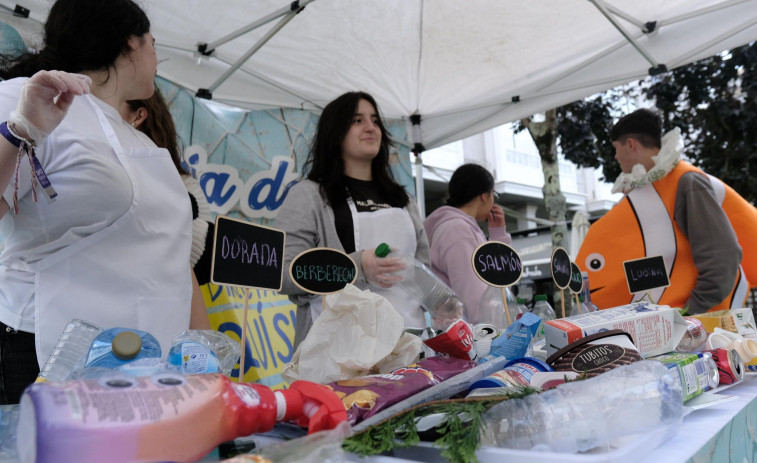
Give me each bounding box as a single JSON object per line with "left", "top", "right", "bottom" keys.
{"left": 472, "top": 241, "right": 523, "bottom": 287}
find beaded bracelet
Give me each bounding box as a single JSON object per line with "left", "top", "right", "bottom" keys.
{"left": 0, "top": 120, "right": 56, "bottom": 213}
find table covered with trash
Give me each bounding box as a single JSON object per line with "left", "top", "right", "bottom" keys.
{"left": 3, "top": 297, "right": 757, "bottom": 463}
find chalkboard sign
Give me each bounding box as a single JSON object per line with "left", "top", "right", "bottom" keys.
{"left": 569, "top": 262, "right": 583, "bottom": 294}
{"left": 210, "top": 216, "right": 286, "bottom": 291}
{"left": 472, "top": 241, "right": 523, "bottom": 287}
{"left": 623, "top": 255, "right": 670, "bottom": 294}
{"left": 551, "top": 247, "right": 571, "bottom": 289}
{"left": 289, "top": 247, "right": 357, "bottom": 295}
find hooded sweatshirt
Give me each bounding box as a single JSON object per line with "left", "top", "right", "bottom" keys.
{"left": 423, "top": 205, "right": 512, "bottom": 324}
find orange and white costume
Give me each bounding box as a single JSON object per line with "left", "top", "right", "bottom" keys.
{"left": 577, "top": 129, "right": 757, "bottom": 313}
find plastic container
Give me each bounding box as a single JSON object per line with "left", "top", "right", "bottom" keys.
{"left": 478, "top": 285, "right": 521, "bottom": 330}
{"left": 568, "top": 295, "right": 590, "bottom": 317}
{"left": 676, "top": 316, "right": 708, "bottom": 351}
{"left": 581, "top": 272, "right": 599, "bottom": 312}
{"left": 17, "top": 374, "right": 347, "bottom": 463}
{"left": 0, "top": 405, "right": 19, "bottom": 462}
{"left": 37, "top": 319, "right": 103, "bottom": 382}
{"left": 531, "top": 295, "right": 556, "bottom": 322}
{"left": 649, "top": 352, "right": 719, "bottom": 402}
{"left": 516, "top": 297, "right": 529, "bottom": 315}
{"left": 479, "top": 360, "right": 684, "bottom": 453}
{"left": 374, "top": 243, "right": 464, "bottom": 330}
{"left": 168, "top": 329, "right": 241, "bottom": 376}
{"left": 469, "top": 357, "right": 552, "bottom": 393}
{"left": 84, "top": 327, "right": 162, "bottom": 369}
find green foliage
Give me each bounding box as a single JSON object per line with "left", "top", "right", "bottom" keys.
{"left": 343, "top": 389, "right": 539, "bottom": 463}
{"left": 555, "top": 41, "right": 757, "bottom": 202}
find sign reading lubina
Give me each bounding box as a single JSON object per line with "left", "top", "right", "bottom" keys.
{"left": 472, "top": 241, "right": 523, "bottom": 287}
{"left": 210, "top": 215, "right": 286, "bottom": 291}
{"left": 623, "top": 255, "right": 670, "bottom": 294}
{"left": 289, "top": 248, "right": 357, "bottom": 295}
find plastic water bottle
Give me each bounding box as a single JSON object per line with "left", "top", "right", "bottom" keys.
{"left": 569, "top": 295, "right": 590, "bottom": 317}
{"left": 581, "top": 271, "right": 599, "bottom": 312}
{"left": 479, "top": 360, "right": 684, "bottom": 453}
{"left": 168, "top": 330, "right": 240, "bottom": 376}
{"left": 530, "top": 295, "right": 556, "bottom": 322}
{"left": 517, "top": 297, "right": 529, "bottom": 314}
{"left": 37, "top": 319, "right": 103, "bottom": 382}
{"left": 479, "top": 285, "right": 521, "bottom": 329}
{"left": 84, "top": 327, "right": 162, "bottom": 369}
{"left": 374, "top": 243, "right": 464, "bottom": 329}
{"left": 0, "top": 405, "right": 19, "bottom": 461}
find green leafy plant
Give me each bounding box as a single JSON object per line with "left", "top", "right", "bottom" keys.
{"left": 343, "top": 387, "right": 540, "bottom": 463}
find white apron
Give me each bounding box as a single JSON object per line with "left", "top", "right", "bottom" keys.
{"left": 32, "top": 97, "right": 192, "bottom": 367}
{"left": 308, "top": 201, "right": 424, "bottom": 328}
{"left": 350, "top": 200, "right": 425, "bottom": 328}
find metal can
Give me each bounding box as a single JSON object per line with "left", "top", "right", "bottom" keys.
{"left": 650, "top": 352, "right": 719, "bottom": 402}
{"left": 468, "top": 357, "right": 552, "bottom": 392}
{"left": 704, "top": 348, "right": 745, "bottom": 385}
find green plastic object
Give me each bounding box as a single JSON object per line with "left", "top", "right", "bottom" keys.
{"left": 375, "top": 243, "right": 391, "bottom": 258}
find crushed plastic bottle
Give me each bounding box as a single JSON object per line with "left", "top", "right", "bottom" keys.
{"left": 480, "top": 360, "right": 685, "bottom": 453}
{"left": 373, "top": 243, "right": 464, "bottom": 330}
{"left": 478, "top": 285, "right": 521, "bottom": 330}
{"left": 531, "top": 295, "right": 556, "bottom": 322}
{"left": 0, "top": 405, "right": 19, "bottom": 461}
{"left": 168, "top": 329, "right": 240, "bottom": 376}
{"left": 581, "top": 271, "right": 599, "bottom": 312}
{"left": 37, "top": 319, "right": 103, "bottom": 382}
{"left": 84, "top": 327, "right": 162, "bottom": 369}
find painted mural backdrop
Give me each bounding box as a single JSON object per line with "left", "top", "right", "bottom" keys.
{"left": 156, "top": 78, "right": 414, "bottom": 388}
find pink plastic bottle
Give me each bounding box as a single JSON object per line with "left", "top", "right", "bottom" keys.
{"left": 17, "top": 372, "right": 346, "bottom": 463}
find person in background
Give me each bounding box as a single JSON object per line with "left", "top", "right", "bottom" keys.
{"left": 275, "top": 91, "right": 430, "bottom": 350}
{"left": 577, "top": 108, "right": 757, "bottom": 313}
{"left": 424, "top": 163, "right": 512, "bottom": 324}
{"left": 0, "top": 0, "right": 205, "bottom": 404}
{"left": 119, "top": 89, "right": 215, "bottom": 286}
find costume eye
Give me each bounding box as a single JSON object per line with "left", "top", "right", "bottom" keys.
{"left": 586, "top": 253, "right": 605, "bottom": 271}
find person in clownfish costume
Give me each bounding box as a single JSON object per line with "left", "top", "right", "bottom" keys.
{"left": 576, "top": 108, "right": 757, "bottom": 314}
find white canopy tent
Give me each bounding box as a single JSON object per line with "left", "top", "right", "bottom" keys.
{"left": 2, "top": 0, "right": 757, "bottom": 150}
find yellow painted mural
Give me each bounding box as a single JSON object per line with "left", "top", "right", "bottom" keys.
{"left": 201, "top": 283, "right": 296, "bottom": 390}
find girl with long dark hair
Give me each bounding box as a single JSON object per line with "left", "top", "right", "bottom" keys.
{"left": 0, "top": 0, "right": 206, "bottom": 404}
{"left": 276, "top": 92, "right": 429, "bottom": 348}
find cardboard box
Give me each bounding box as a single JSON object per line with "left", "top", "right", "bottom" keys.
{"left": 690, "top": 308, "right": 757, "bottom": 336}
{"left": 544, "top": 302, "right": 687, "bottom": 358}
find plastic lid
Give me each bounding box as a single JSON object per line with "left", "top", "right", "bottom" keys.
{"left": 375, "top": 242, "right": 391, "bottom": 258}
{"left": 112, "top": 331, "right": 142, "bottom": 360}
{"left": 535, "top": 294, "right": 547, "bottom": 301}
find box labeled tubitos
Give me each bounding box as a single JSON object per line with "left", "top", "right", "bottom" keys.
{"left": 544, "top": 302, "right": 687, "bottom": 358}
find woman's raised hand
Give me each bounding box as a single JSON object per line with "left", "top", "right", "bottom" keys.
{"left": 361, "top": 249, "right": 406, "bottom": 288}
{"left": 12, "top": 70, "right": 91, "bottom": 144}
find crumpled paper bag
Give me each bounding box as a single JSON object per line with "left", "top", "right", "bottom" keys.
{"left": 282, "top": 284, "right": 422, "bottom": 384}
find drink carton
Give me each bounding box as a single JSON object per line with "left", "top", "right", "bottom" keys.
{"left": 544, "top": 302, "right": 687, "bottom": 358}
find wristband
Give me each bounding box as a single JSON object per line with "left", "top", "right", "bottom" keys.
{"left": 0, "top": 120, "right": 56, "bottom": 214}
{"left": 0, "top": 121, "right": 28, "bottom": 148}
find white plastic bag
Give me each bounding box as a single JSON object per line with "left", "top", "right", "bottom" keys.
{"left": 282, "top": 284, "right": 421, "bottom": 384}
